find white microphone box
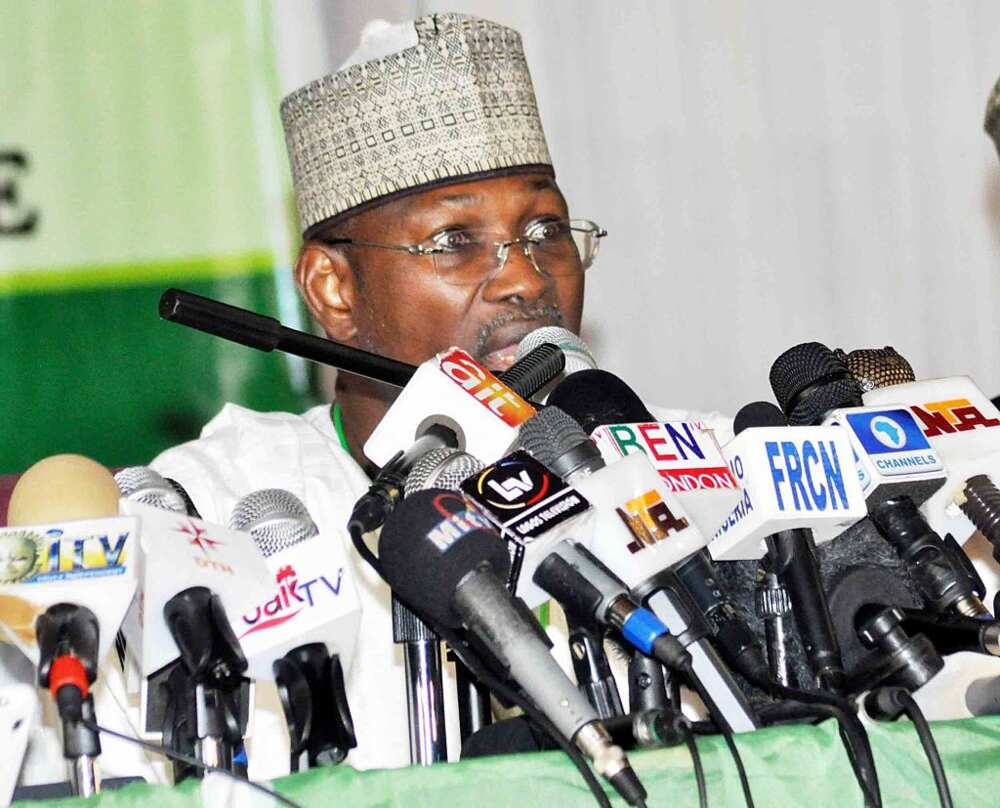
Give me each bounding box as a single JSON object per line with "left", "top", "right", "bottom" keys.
{"left": 119, "top": 501, "right": 274, "bottom": 677}
{"left": 364, "top": 348, "right": 535, "bottom": 467}
{"left": 590, "top": 421, "right": 743, "bottom": 540}
{"left": 0, "top": 516, "right": 139, "bottom": 666}
{"left": 572, "top": 452, "right": 709, "bottom": 591}
{"left": 235, "top": 534, "right": 363, "bottom": 680}
{"left": 711, "top": 426, "right": 867, "bottom": 560}
{"left": 864, "top": 376, "right": 1000, "bottom": 545}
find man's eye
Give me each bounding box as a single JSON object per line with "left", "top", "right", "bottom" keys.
{"left": 431, "top": 229, "right": 479, "bottom": 252}
{"left": 525, "top": 220, "right": 569, "bottom": 242}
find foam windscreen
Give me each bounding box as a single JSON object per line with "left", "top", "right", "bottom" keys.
{"left": 546, "top": 369, "right": 653, "bottom": 432}
{"left": 769, "top": 342, "right": 863, "bottom": 426}
{"left": 379, "top": 489, "right": 511, "bottom": 629}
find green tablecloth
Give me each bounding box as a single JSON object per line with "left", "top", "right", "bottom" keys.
{"left": 14, "top": 715, "right": 1000, "bottom": 807}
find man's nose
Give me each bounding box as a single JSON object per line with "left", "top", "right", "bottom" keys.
{"left": 481, "top": 242, "right": 552, "bottom": 304}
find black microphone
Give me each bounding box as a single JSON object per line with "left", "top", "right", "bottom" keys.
{"left": 734, "top": 401, "right": 847, "bottom": 692}
{"left": 547, "top": 370, "right": 770, "bottom": 687}
{"left": 160, "top": 288, "right": 417, "bottom": 387}
{"left": 770, "top": 341, "right": 989, "bottom": 620}
{"left": 378, "top": 489, "right": 647, "bottom": 806}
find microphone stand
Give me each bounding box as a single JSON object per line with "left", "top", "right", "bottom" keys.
{"left": 162, "top": 587, "right": 248, "bottom": 777}
{"left": 274, "top": 643, "right": 357, "bottom": 771}
{"left": 565, "top": 611, "right": 623, "bottom": 719}
{"left": 392, "top": 596, "right": 447, "bottom": 764}
{"left": 36, "top": 604, "right": 101, "bottom": 797}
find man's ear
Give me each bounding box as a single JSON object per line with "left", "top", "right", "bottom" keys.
{"left": 295, "top": 244, "right": 358, "bottom": 344}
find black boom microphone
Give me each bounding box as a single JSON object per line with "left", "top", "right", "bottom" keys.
{"left": 378, "top": 489, "right": 648, "bottom": 807}
{"left": 159, "top": 288, "right": 417, "bottom": 387}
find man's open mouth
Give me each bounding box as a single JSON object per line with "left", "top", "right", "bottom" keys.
{"left": 479, "top": 343, "right": 521, "bottom": 371}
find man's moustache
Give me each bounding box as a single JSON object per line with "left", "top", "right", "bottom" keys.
{"left": 473, "top": 304, "right": 565, "bottom": 356}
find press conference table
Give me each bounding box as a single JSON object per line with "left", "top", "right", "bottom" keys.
{"left": 9, "top": 714, "right": 1000, "bottom": 807}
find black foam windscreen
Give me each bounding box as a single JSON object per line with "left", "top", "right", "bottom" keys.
{"left": 379, "top": 488, "right": 511, "bottom": 629}
{"left": 769, "top": 342, "right": 863, "bottom": 425}
{"left": 733, "top": 401, "right": 787, "bottom": 435}
{"left": 546, "top": 369, "right": 654, "bottom": 432}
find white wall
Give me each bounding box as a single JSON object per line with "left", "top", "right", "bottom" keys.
{"left": 272, "top": 0, "right": 1000, "bottom": 415}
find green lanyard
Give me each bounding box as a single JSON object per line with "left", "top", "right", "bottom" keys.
{"left": 332, "top": 402, "right": 350, "bottom": 453}
{"left": 332, "top": 401, "right": 550, "bottom": 628}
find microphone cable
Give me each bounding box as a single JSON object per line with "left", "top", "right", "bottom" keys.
{"left": 864, "top": 688, "right": 952, "bottom": 808}
{"left": 431, "top": 621, "right": 615, "bottom": 808}
{"left": 78, "top": 719, "right": 303, "bottom": 808}
{"left": 746, "top": 675, "right": 881, "bottom": 808}
{"left": 680, "top": 721, "right": 709, "bottom": 808}
{"left": 898, "top": 691, "right": 953, "bottom": 808}
{"left": 649, "top": 647, "right": 754, "bottom": 808}
{"left": 756, "top": 698, "right": 881, "bottom": 808}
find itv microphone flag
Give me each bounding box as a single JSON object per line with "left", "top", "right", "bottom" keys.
{"left": 0, "top": 1, "right": 311, "bottom": 472}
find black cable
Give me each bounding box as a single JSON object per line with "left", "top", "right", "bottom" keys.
{"left": 674, "top": 661, "right": 754, "bottom": 808}
{"left": 682, "top": 722, "right": 709, "bottom": 808}
{"left": 433, "top": 623, "right": 613, "bottom": 808}
{"left": 80, "top": 720, "right": 303, "bottom": 808}
{"left": 348, "top": 517, "right": 619, "bottom": 807}
{"left": 347, "top": 521, "right": 383, "bottom": 578}
{"left": 743, "top": 673, "right": 881, "bottom": 808}
{"left": 756, "top": 700, "right": 881, "bottom": 808}
{"left": 898, "top": 692, "right": 953, "bottom": 808}
{"left": 720, "top": 725, "right": 754, "bottom": 808}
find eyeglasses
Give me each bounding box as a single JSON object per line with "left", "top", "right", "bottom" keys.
{"left": 320, "top": 218, "right": 606, "bottom": 287}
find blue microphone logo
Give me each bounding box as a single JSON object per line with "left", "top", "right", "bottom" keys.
{"left": 845, "top": 409, "right": 943, "bottom": 477}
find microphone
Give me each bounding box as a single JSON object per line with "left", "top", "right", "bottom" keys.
{"left": 1, "top": 455, "right": 138, "bottom": 796}
{"left": 379, "top": 489, "right": 647, "bottom": 806}
{"left": 861, "top": 369, "right": 1000, "bottom": 561}
{"left": 512, "top": 327, "right": 596, "bottom": 402}
{"left": 403, "top": 447, "right": 489, "bottom": 754}
{"left": 514, "top": 326, "right": 596, "bottom": 378}
{"left": 116, "top": 499, "right": 273, "bottom": 773}
{"left": 532, "top": 541, "right": 691, "bottom": 672}
{"left": 363, "top": 342, "right": 562, "bottom": 469}
{"left": 6, "top": 455, "right": 121, "bottom": 527}
{"left": 350, "top": 341, "right": 563, "bottom": 534}
{"left": 228, "top": 489, "right": 360, "bottom": 771}
{"left": 770, "top": 342, "right": 989, "bottom": 619}
{"left": 517, "top": 405, "right": 761, "bottom": 732}
{"left": 729, "top": 401, "right": 848, "bottom": 692}
{"left": 834, "top": 346, "right": 915, "bottom": 393}
{"left": 115, "top": 467, "right": 200, "bottom": 519}
{"left": 159, "top": 288, "right": 417, "bottom": 387}
{"left": 35, "top": 603, "right": 101, "bottom": 797}
{"left": 896, "top": 608, "right": 1000, "bottom": 658}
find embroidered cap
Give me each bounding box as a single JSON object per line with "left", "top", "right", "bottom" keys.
{"left": 280, "top": 12, "right": 554, "bottom": 234}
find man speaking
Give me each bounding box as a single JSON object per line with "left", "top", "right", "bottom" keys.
{"left": 150, "top": 11, "right": 722, "bottom": 774}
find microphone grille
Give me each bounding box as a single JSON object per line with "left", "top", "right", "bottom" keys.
{"left": 115, "top": 466, "right": 188, "bottom": 514}
{"left": 834, "top": 346, "right": 915, "bottom": 392}
{"left": 517, "top": 406, "right": 590, "bottom": 469}
{"left": 733, "top": 401, "right": 787, "bottom": 435}
{"left": 228, "top": 488, "right": 318, "bottom": 557}
{"left": 405, "top": 447, "right": 485, "bottom": 496}
{"left": 769, "top": 342, "right": 863, "bottom": 425}
{"left": 515, "top": 326, "right": 596, "bottom": 375}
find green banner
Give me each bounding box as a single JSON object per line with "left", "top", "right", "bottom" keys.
{"left": 12, "top": 714, "right": 1000, "bottom": 807}
{"left": 0, "top": 0, "right": 312, "bottom": 473}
